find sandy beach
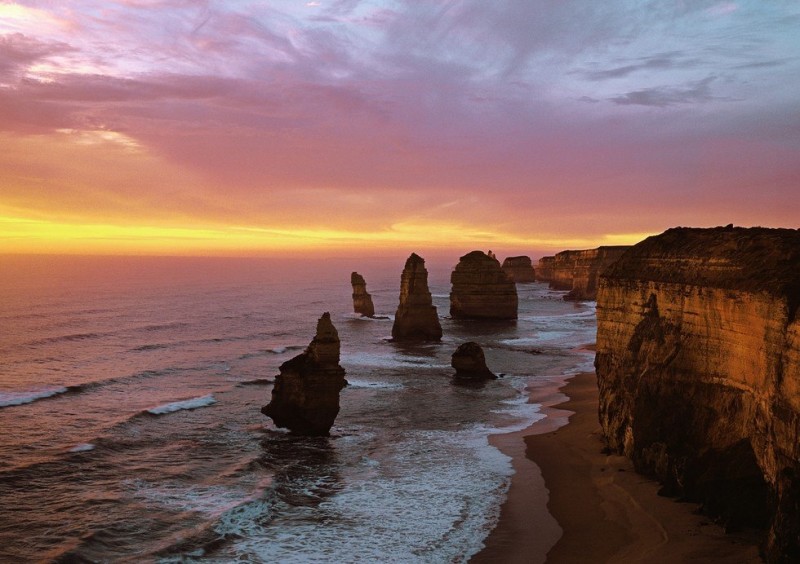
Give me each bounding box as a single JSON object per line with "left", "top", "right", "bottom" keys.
{"left": 473, "top": 370, "right": 762, "bottom": 563}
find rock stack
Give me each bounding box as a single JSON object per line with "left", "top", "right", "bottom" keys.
{"left": 450, "top": 251, "right": 518, "bottom": 319}
{"left": 501, "top": 256, "right": 536, "bottom": 283}
{"left": 391, "top": 253, "right": 442, "bottom": 341}
{"left": 595, "top": 226, "right": 800, "bottom": 560}
{"left": 350, "top": 272, "right": 375, "bottom": 317}
{"left": 535, "top": 256, "right": 555, "bottom": 282}
{"left": 261, "top": 312, "right": 347, "bottom": 436}
{"left": 451, "top": 342, "right": 497, "bottom": 380}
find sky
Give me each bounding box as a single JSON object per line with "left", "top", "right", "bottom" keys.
{"left": 0, "top": 0, "right": 798, "bottom": 257}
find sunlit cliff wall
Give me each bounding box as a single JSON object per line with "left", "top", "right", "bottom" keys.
{"left": 595, "top": 226, "right": 800, "bottom": 561}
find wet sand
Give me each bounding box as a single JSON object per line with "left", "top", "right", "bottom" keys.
{"left": 473, "top": 371, "right": 762, "bottom": 563}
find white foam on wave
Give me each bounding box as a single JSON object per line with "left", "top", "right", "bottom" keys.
{"left": 345, "top": 379, "right": 404, "bottom": 390}
{"left": 0, "top": 387, "right": 68, "bottom": 408}
{"left": 69, "top": 443, "right": 95, "bottom": 453}
{"left": 219, "top": 427, "right": 515, "bottom": 563}
{"left": 146, "top": 394, "right": 216, "bottom": 415}
{"left": 342, "top": 351, "right": 447, "bottom": 370}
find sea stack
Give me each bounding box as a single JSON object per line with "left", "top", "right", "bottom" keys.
{"left": 595, "top": 226, "right": 800, "bottom": 560}
{"left": 501, "top": 256, "right": 536, "bottom": 283}
{"left": 451, "top": 342, "right": 497, "bottom": 380}
{"left": 391, "top": 253, "right": 442, "bottom": 341}
{"left": 450, "top": 251, "right": 518, "bottom": 319}
{"left": 535, "top": 256, "right": 555, "bottom": 282}
{"left": 350, "top": 272, "right": 375, "bottom": 317}
{"left": 261, "top": 312, "right": 347, "bottom": 436}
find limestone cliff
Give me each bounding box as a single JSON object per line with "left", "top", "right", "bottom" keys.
{"left": 391, "top": 253, "right": 442, "bottom": 341}
{"left": 451, "top": 342, "right": 497, "bottom": 380}
{"left": 595, "top": 226, "right": 800, "bottom": 561}
{"left": 450, "top": 251, "right": 518, "bottom": 320}
{"left": 535, "top": 256, "right": 555, "bottom": 283}
{"left": 261, "top": 312, "right": 347, "bottom": 436}
{"left": 546, "top": 246, "right": 630, "bottom": 300}
{"left": 501, "top": 256, "right": 536, "bottom": 283}
{"left": 350, "top": 272, "right": 375, "bottom": 317}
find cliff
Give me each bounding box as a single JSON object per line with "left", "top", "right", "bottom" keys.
{"left": 391, "top": 253, "right": 442, "bottom": 341}
{"left": 350, "top": 272, "right": 375, "bottom": 317}
{"left": 535, "top": 256, "right": 555, "bottom": 282}
{"left": 594, "top": 226, "right": 800, "bottom": 561}
{"left": 547, "top": 246, "right": 630, "bottom": 300}
{"left": 450, "top": 251, "right": 518, "bottom": 320}
{"left": 501, "top": 256, "right": 536, "bottom": 283}
{"left": 261, "top": 312, "right": 347, "bottom": 436}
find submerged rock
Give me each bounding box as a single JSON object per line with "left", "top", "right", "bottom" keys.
{"left": 451, "top": 342, "right": 497, "bottom": 380}
{"left": 595, "top": 226, "right": 800, "bottom": 560}
{"left": 450, "top": 251, "right": 518, "bottom": 319}
{"left": 261, "top": 312, "right": 347, "bottom": 436}
{"left": 391, "top": 253, "right": 442, "bottom": 341}
{"left": 501, "top": 255, "right": 536, "bottom": 283}
{"left": 350, "top": 272, "right": 375, "bottom": 317}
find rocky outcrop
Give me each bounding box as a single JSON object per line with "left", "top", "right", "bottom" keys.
{"left": 535, "top": 256, "right": 555, "bottom": 282}
{"left": 451, "top": 342, "right": 497, "bottom": 380}
{"left": 350, "top": 272, "right": 375, "bottom": 317}
{"left": 547, "top": 246, "right": 630, "bottom": 300}
{"left": 391, "top": 253, "right": 442, "bottom": 341}
{"left": 261, "top": 312, "right": 347, "bottom": 436}
{"left": 450, "top": 251, "right": 518, "bottom": 319}
{"left": 501, "top": 256, "right": 536, "bottom": 283}
{"left": 594, "top": 226, "right": 800, "bottom": 561}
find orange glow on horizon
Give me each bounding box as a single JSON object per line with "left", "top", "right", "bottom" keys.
{"left": 0, "top": 215, "right": 656, "bottom": 257}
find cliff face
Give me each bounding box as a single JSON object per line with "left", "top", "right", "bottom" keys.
{"left": 546, "top": 246, "right": 630, "bottom": 299}
{"left": 392, "top": 253, "right": 442, "bottom": 341}
{"left": 595, "top": 227, "right": 800, "bottom": 561}
{"left": 501, "top": 256, "right": 536, "bottom": 283}
{"left": 450, "top": 251, "right": 518, "bottom": 319}
{"left": 350, "top": 272, "right": 375, "bottom": 317}
{"left": 262, "top": 312, "right": 347, "bottom": 436}
{"left": 536, "top": 256, "right": 555, "bottom": 282}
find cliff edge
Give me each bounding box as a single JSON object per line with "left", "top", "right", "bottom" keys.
{"left": 595, "top": 226, "right": 800, "bottom": 562}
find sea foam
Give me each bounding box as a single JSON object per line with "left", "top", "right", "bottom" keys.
{"left": 146, "top": 394, "right": 216, "bottom": 415}
{"left": 0, "top": 387, "right": 68, "bottom": 408}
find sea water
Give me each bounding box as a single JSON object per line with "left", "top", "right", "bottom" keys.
{"left": 0, "top": 255, "right": 596, "bottom": 562}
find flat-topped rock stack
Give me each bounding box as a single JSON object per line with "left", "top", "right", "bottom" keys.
{"left": 595, "top": 226, "right": 800, "bottom": 561}
{"left": 350, "top": 272, "right": 375, "bottom": 317}
{"left": 535, "top": 256, "right": 555, "bottom": 282}
{"left": 501, "top": 256, "right": 536, "bottom": 283}
{"left": 261, "top": 312, "right": 347, "bottom": 436}
{"left": 391, "top": 253, "right": 442, "bottom": 341}
{"left": 450, "top": 251, "right": 518, "bottom": 320}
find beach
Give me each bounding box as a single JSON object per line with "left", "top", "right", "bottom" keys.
{"left": 474, "top": 370, "right": 762, "bottom": 563}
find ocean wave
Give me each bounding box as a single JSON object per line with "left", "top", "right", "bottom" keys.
{"left": 26, "top": 332, "right": 105, "bottom": 346}
{"left": 0, "top": 387, "right": 69, "bottom": 408}
{"left": 68, "top": 443, "right": 95, "bottom": 453}
{"left": 145, "top": 394, "right": 216, "bottom": 415}
{"left": 345, "top": 379, "right": 404, "bottom": 390}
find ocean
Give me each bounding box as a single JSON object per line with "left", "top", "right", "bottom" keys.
{"left": 0, "top": 254, "right": 596, "bottom": 562}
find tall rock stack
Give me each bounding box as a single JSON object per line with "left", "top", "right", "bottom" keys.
{"left": 501, "top": 256, "right": 536, "bottom": 283}
{"left": 535, "top": 256, "right": 555, "bottom": 282}
{"left": 261, "top": 312, "right": 347, "bottom": 436}
{"left": 450, "top": 251, "right": 518, "bottom": 319}
{"left": 391, "top": 253, "right": 442, "bottom": 341}
{"left": 595, "top": 226, "right": 800, "bottom": 561}
{"left": 350, "top": 272, "right": 375, "bottom": 317}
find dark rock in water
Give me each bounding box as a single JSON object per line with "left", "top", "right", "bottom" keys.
{"left": 391, "top": 253, "right": 442, "bottom": 342}
{"left": 595, "top": 226, "right": 800, "bottom": 561}
{"left": 450, "top": 250, "right": 518, "bottom": 319}
{"left": 452, "top": 342, "right": 496, "bottom": 380}
{"left": 350, "top": 272, "right": 375, "bottom": 317}
{"left": 501, "top": 255, "right": 536, "bottom": 283}
{"left": 261, "top": 312, "right": 347, "bottom": 436}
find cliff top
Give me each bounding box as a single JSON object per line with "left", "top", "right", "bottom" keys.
{"left": 603, "top": 226, "right": 800, "bottom": 304}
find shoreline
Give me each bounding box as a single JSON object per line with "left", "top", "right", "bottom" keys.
{"left": 473, "top": 371, "right": 762, "bottom": 563}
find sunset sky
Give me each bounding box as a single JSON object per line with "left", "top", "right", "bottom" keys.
{"left": 1, "top": 1, "right": 798, "bottom": 257}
